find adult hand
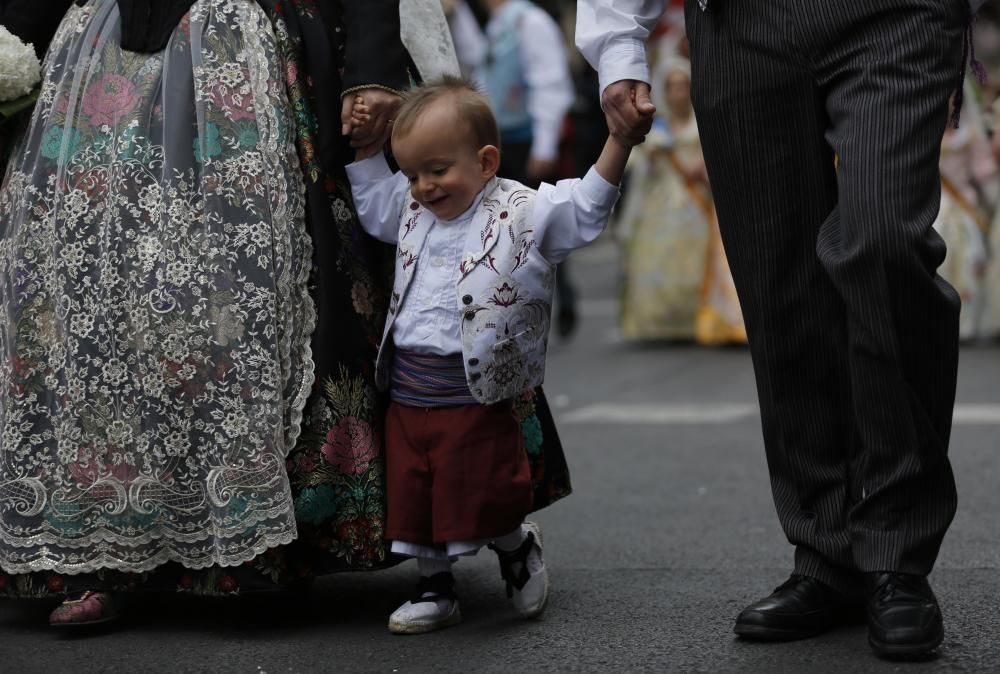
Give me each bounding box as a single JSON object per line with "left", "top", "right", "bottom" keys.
{"left": 341, "top": 88, "right": 402, "bottom": 150}
{"left": 526, "top": 156, "right": 559, "bottom": 184}
{"left": 602, "top": 80, "right": 655, "bottom": 146}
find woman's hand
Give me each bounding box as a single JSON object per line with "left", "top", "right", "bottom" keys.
{"left": 341, "top": 87, "right": 402, "bottom": 153}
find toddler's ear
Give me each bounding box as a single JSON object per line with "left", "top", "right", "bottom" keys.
{"left": 479, "top": 145, "right": 500, "bottom": 179}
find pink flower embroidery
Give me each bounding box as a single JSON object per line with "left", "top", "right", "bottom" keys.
{"left": 321, "top": 416, "right": 377, "bottom": 475}
{"left": 285, "top": 61, "right": 299, "bottom": 86}
{"left": 68, "top": 457, "right": 139, "bottom": 485}
{"left": 210, "top": 83, "right": 256, "bottom": 122}
{"left": 82, "top": 74, "right": 141, "bottom": 127}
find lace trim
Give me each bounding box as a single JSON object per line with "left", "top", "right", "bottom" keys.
{"left": 242, "top": 0, "right": 317, "bottom": 456}
{"left": 0, "top": 528, "right": 298, "bottom": 575}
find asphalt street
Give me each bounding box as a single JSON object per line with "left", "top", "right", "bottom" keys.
{"left": 2, "top": 239, "right": 999, "bottom": 673}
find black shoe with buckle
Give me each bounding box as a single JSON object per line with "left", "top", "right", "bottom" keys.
{"left": 734, "top": 574, "right": 864, "bottom": 641}
{"left": 865, "top": 572, "right": 944, "bottom": 659}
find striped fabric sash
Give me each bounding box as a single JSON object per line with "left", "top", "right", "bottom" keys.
{"left": 390, "top": 349, "right": 478, "bottom": 407}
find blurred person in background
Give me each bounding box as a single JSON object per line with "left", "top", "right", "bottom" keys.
{"left": 984, "top": 98, "right": 1000, "bottom": 339}
{"left": 445, "top": 0, "right": 580, "bottom": 338}
{"left": 616, "top": 41, "right": 744, "bottom": 344}
{"left": 934, "top": 80, "right": 998, "bottom": 341}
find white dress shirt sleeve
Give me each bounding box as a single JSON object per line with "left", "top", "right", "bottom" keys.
{"left": 532, "top": 166, "right": 621, "bottom": 264}
{"left": 345, "top": 154, "right": 409, "bottom": 245}
{"left": 575, "top": 0, "right": 665, "bottom": 96}
{"left": 519, "top": 8, "right": 575, "bottom": 162}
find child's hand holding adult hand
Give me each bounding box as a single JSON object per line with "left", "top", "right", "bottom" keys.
{"left": 341, "top": 87, "right": 402, "bottom": 153}
{"left": 602, "top": 80, "right": 655, "bottom": 147}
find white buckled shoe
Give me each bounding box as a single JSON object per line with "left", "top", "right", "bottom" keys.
{"left": 388, "top": 572, "right": 462, "bottom": 634}
{"left": 489, "top": 521, "right": 549, "bottom": 618}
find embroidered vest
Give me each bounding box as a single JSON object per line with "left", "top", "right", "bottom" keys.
{"left": 375, "top": 177, "right": 554, "bottom": 405}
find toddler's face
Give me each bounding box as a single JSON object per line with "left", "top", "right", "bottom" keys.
{"left": 392, "top": 101, "right": 497, "bottom": 221}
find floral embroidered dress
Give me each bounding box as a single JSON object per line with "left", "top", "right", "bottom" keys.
{"left": 0, "top": 0, "right": 315, "bottom": 574}
{"left": 0, "top": 0, "right": 570, "bottom": 598}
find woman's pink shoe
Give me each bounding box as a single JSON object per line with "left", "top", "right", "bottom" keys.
{"left": 48, "top": 591, "right": 120, "bottom": 627}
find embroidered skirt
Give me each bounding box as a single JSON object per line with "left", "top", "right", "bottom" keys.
{"left": 0, "top": 0, "right": 314, "bottom": 574}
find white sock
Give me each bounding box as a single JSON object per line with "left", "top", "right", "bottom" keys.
{"left": 417, "top": 556, "right": 453, "bottom": 578}
{"left": 413, "top": 557, "right": 455, "bottom": 604}
{"left": 492, "top": 525, "right": 527, "bottom": 552}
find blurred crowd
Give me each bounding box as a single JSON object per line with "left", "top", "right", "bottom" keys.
{"left": 446, "top": 0, "right": 1000, "bottom": 344}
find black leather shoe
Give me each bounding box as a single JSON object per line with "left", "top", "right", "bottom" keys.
{"left": 734, "top": 574, "right": 864, "bottom": 641}
{"left": 865, "top": 572, "right": 944, "bottom": 659}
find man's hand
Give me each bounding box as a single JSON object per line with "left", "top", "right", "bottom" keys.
{"left": 341, "top": 87, "right": 402, "bottom": 151}
{"left": 602, "top": 80, "right": 655, "bottom": 146}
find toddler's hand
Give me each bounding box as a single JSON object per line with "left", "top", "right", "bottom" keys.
{"left": 350, "top": 95, "right": 383, "bottom": 161}
{"left": 341, "top": 88, "right": 401, "bottom": 159}
{"left": 351, "top": 95, "right": 372, "bottom": 131}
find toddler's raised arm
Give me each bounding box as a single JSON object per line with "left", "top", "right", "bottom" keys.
{"left": 533, "top": 135, "right": 631, "bottom": 264}
{"left": 346, "top": 153, "right": 410, "bottom": 245}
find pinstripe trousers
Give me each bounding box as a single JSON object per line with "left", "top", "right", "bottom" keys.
{"left": 685, "top": 0, "right": 967, "bottom": 593}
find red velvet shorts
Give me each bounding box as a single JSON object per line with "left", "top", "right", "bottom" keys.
{"left": 385, "top": 400, "right": 533, "bottom": 546}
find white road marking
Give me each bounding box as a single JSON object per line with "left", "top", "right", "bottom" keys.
{"left": 953, "top": 404, "right": 1000, "bottom": 424}
{"left": 560, "top": 403, "right": 1000, "bottom": 425}
{"left": 561, "top": 403, "right": 757, "bottom": 424}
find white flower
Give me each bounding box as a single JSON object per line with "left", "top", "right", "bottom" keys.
{"left": 0, "top": 26, "right": 40, "bottom": 103}
{"left": 137, "top": 184, "right": 163, "bottom": 218}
